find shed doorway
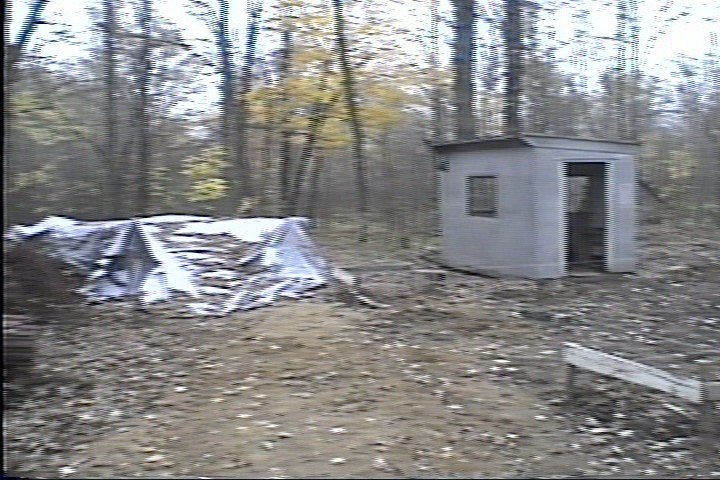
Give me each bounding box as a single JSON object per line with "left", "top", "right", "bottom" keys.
{"left": 563, "top": 162, "right": 608, "bottom": 274}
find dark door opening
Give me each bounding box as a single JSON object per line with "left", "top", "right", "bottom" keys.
{"left": 564, "top": 163, "right": 607, "bottom": 273}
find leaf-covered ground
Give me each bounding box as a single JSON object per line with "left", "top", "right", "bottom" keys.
{"left": 4, "top": 222, "right": 720, "bottom": 479}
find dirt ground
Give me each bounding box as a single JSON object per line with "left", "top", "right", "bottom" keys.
{"left": 4, "top": 221, "right": 720, "bottom": 479}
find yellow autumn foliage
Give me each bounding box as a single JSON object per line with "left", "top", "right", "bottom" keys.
{"left": 188, "top": 178, "right": 228, "bottom": 202}
{"left": 293, "top": 46, "right": 331, "bottom": 69}
{"left": 362, "top": 104, "right": 405, "bottom": 131}
{"left": 666, "top": 150, "right": 696, "bottom": 180}
{"left": 12, "top": 163, "right": 58, "bottom": 192}
{"left": 182, "top": 147, "right": 229, "bottom": 203}
{"left": 249, "top": 0, "right": 421, "bottom": 153}
{"left": 12, "top": 91, "right": 88, "bottom": 145}
{"left": 318, "top": 117, "right": 351, "bottom": 149}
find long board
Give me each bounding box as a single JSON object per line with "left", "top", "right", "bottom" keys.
{"left": 707, "top": 382, "right": 720, "bottom": 402}
{"left": 563, "top": 343, "right": 702, "bottom": 403}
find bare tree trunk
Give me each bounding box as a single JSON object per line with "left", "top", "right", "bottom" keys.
{"left": 135, "top": 0, "right": 152, "bottom": 216}
{"left": 503, "top": 0, "right": 522, "bottom": 136}
{"left": 706, "top": 49, "right": 720, "bottom": 210}
{"left": 306, "top": 154, "right": 324, "bottom": 227}
{"left": 453, "top": 0, "right": 476, "bottom": 140}
{"left": 615, "top": 0, "right": 628, "bottom": 140}
{"left": 5, "top": 0, "right": 50, "bottom": 227}
{"left": 430, "top": 0, "right": 443, "bottom": 142}
{"left": 231, "top": 0, "right": 262, "bottom": 214}
{"left": 103, "top": 0, "right": 121, "bottom": 218}
{"left": 260, "top": 79, "right": 275, "bottom": 213}
{"left": 5, "top": 3, "right": 17, "bottom": 229}
{"left": 429, "top": 0, "right": 442, "bottom": 237}
{"left": 5, "top": 0, "right": 49, "bottom": 78}
{"left": 288, "top": 65, "right": 340, "bottom": 214}
{"left": 627, "top": 0, "right": 640, "bottom": 141}
{"left": 278, "top": 27, "right": 294, "bottom": 216}
{"left": 332, "top": 0, "right": 369, "bottom": 243}
{"left": 216, "top": 0, "right": 234, "bottom": 215}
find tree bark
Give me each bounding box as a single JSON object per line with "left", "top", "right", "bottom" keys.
{"left": 6, "top": 0, "right": 50, "bottom": 78}
{"left": 430, "top": 0, "right": 442, "bottom": 236}
{"left": 134, "top": 0, "right": 152, "bottom": 216}
{"left": 216, "top": 0, "right": 234, "bottom": 214}
{"left": 5, "top": 0, "right": 50, "bottom": 227}
{"left": 453, "top": 0, "right": 476, "bottom": 140}
{"left": 332, "top": 0, "right": 369, "bottom": 242}
{"left": 306, "top": 154, "right": 324, "bottom": 226}
{"left": 288, "top": 65, "right": 341, "bottom": 214}
{"left": 278, "top": 27, "right": 294, "bottom": 216}
{"left": 430, "top": 0, "right": 443, "bottom": 142}
{"left": 103, "top": 0, "right": 121, "bottom": 218}
{"left": 628, "top": 0, "right": 640, "bottom": 141}
{"left": 260, "top": 76, "right": 275, "bottom": 213}
{"left": 503, "top": 0, "right": 522, "bottom": 137}
{"left": 615, "top": 0, "right": 628, "bottom": 140}
{"left": 231, "top": 0, "right": 262, "bottom": 214}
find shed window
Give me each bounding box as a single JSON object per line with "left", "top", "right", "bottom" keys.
{"left": 467, "top": 176, "right": 498, "bottom": 216}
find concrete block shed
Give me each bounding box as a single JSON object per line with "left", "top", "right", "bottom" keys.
{"left": 432, "top": 134, "right": 640, "bottom": 279}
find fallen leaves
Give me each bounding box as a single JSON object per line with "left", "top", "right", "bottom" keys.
{"left": 5, "top": 225, "right": 719, "bottom": 479}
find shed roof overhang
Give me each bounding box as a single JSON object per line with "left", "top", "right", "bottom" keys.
{"left": 431, "top": 133, "right": 641, "bottom": 155}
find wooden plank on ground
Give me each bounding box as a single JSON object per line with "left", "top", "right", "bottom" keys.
{"left": 344, "top": 264, "right": 414, "bottom": 273}
{"left": 706, "top": 382, "right": 720, "bottom": 402}
{"left": 563, "top": 343, "right": 702, "bottom": 403}
{"left": 330, "top": 267, "right": 390, "bottom": 309}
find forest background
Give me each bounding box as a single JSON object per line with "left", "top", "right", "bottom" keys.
{"left": 5, "top": 0, "right": 719, "bottom": 245}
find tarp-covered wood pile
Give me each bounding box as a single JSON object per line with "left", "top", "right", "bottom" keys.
{"left": 7, "top": 215, "right": 330, "bottom": 316}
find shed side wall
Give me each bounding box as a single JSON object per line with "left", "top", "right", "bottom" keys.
{"left": 442, "top": 148, "right": 535, "bottom": 276}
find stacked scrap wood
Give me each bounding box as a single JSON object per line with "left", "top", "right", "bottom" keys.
{"left": 4, "top": 239, "right": 83, "bottom": 316}
{"left": 3, "top": 240, "right": 82, "bottom": 376}
{"left": 153, "top": 221, "right": 268, "bottom": 310}
{"left": 3, "top": 315, "right": 39, "bottom": 374}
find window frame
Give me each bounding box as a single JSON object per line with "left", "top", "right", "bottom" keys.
{"left": 466, "top": 175, "right": 499, "bottom": 217}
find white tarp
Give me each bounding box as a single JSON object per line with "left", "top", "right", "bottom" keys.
{"left": 6, "top": 215, "right": 329, "bottom": 315}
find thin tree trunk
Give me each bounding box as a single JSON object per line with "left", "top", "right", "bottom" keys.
{"left": 287, "top": 106, "right": 332, "bottom": 216}
{"left": 135, "top": 0, "right": 152, "bottom": 216}
{"left": 103, "top": 0, "right": 120, "bottom": 218}
{"left": 5, "top": 0, "right": 51, "bottom": 227}
{"left": 332, "top": 0, "right": 369, "bottom": 243}
{"left": 429, "top": 0, "right": 443, "bottom": 236}
{"left": 615, "top": 0, "right": 628, "bottom": 140}
{"left": 288, "top": 66, "right": 341, "bottom": 214}
{"left": 628, "top": 0, "right": 640, "bottom": 141}
{"left": 5, "top": 4, "right": 17, "bottom": 229}
{"left": 503, "top": 0, "right": 522, "bottom": 136}
{"left": 454, "top": 0, "right": 476, "bottom": 140}
{"left": 217, "top": 0, "right": 234, "bottom": 215}
{"left": 278, "top": 28, "right": 294, "bottom": 216}
{"left": 430, "top": 0, "right": 443, "bottom": 142}
{"left": 306, "top": 154, "right": 324, "bottom": 227}
{"left": 6, "top": 0, "right": 50, "bottom": 78}
{"left": 232, "top": 0, "right": 262, "bottom": 213}
{"left": 260, "top": 81, "right": 275, "bottom": 213}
